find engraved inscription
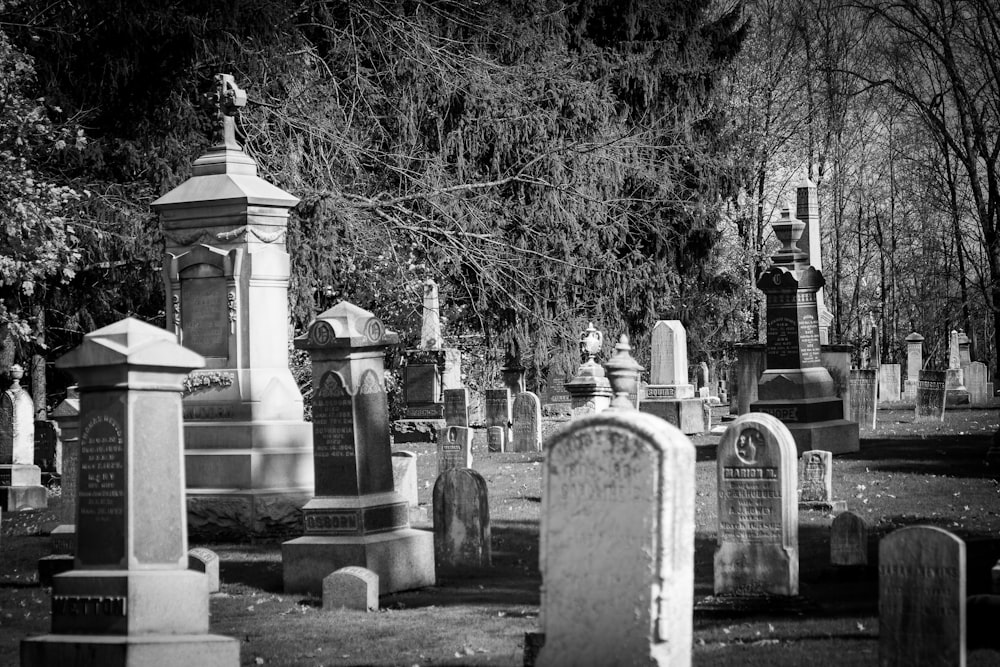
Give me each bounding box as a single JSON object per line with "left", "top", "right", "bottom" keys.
{"left": 78, "top": 407, "right": 126, "bottom": 565}
{"left": 180, "top": 276, "right": 230, "bottom": 357}
{"left": 304, "top": 510, "right": 359, "bottom": 534}
{"left": 719, "top": 429, "right": 782, "bottom": 543}
{"left": 53, "top": 595, "right": 127, "bottom": 617}
{"left": 312, "top": 371, "right": 357, "bottom": 495}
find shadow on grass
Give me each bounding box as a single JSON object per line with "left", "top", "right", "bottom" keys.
{"left": 838, "top": 435, "right": 996, "bottom": 479}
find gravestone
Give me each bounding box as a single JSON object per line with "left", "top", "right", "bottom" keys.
{"left": 967, "top": 361, "right": 989, "bottom": 407}
{"left": 641, "top": 320, "right": 703, "bottom": 434}
{"left": 959, "top": 331, "right": 972, "bottom": 371}
{"left": 750, "top": 207, "right": 857, "bottom": 454}
{"left": 188, "top": 547, "right": 221, "bottom": 593}
{"left": 879, "top": 525, "right": 965, "bottom": 666}
{"left": 484, "top": 388, "right": 512, "bottom": 452}
{"left": 915, "top": 370, "right": 947, "bottom": 422}
{"left": 537, "top": 409, "right": 695, "bottom": 666}
{"left": 945, "top": 329, "right": 970, "bottom": 406}
{"left": 436, "top": 425, "right": 473, "bottom": 474}
{"left": 443, "top": 388, "right": 470, "bottom": 427}
{"left": 565, "top": 323, "right": 613, "bottom": 416}
{"left": 715, "top": 413, "right": 798, "bottom": 597}
{"left": 282, "top": 301, "right": 435, "bottom": 596}
{"left": 830, "top": 511, "right": 867, "bottom": 566}
{"left": 541, "top": 377, "right": 572, "bottom": 416}
{"left": 49, "top": 389, "right": 80, "bottom": 555}
{"left": 391, "top": 451, "right": 419, "bottom": 507}
{"left": 323, "top": 566, "right": 379, "bottom": 612}
{"left": 151, "top": 73, "right": 311, "bottom": 537}
{"left": 402, "top": 280, "right": 462, "bottom": 419}
{"left": 848, "top": 369, "right": 877, "bottom": 430}
{"left": 510, "top": 391, "right": 542, "bottom": 452}
{"left": 33, "top": 420, "right": 58, "bottom": 474}
{"left": 797, "top": 449, "right": 845, "bottom": 512}
{"left": 797, "top": 175, "right": 834, "bottom": 343}
{"left": 903, "top": 332, "right": 924, "bottom": 401}
{"left": 433, "top": 468, "right": 491, "bottom": 571}
{"left": 878, "top": 363, "right": 901, "bottom": 403}
{"left": 733, "top": 343, "right": 766, "bottom": 415}
{"left": 0, "top": 364, "right": 46, "bottom": 511}
{"left": 21, "top": 317, "right": 239, "bottom": 666}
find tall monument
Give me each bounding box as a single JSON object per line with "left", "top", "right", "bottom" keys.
{"left": 151, "top": 74, "right": 313, "bottom": 536}
{"left": 750, "top": 207, "right": 859, "bottom": 454}
{"left": 796, "top": 175, "right": 834, "bottom": 344}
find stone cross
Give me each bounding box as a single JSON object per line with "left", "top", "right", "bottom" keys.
{"left": 209, "top": 73, "right": 247, "bottom": 151}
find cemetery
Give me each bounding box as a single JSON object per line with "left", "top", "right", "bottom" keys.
{"left": 4, "top": 3, "right": 1000, "bottom": 666}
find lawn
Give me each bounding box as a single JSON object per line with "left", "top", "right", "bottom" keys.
{"left": 3, "top": 407, "right": 1000, "bottom": 666}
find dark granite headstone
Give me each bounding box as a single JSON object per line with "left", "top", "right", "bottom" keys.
{"left": 180, "top": 275, "right": 230, "bottom": 358}
{"left": 312, "top": 371, "right": 358, "bottom": 496}
{"left": 831, "top": 511, "right": 867, "bottom": 566}
{"left": 33, "top": 421, "right": 58, "bottom": 473}
{"left": 433, "top": 468, "right": 491, "bottom": 571}
{"left": 443, "top": 388, "right": 470, "bottom": 427}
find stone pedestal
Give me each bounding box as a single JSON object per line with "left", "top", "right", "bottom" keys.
{"left": 151, "top": 75, "right": 311, "bottom": 538}
{"left": 22, "top": 315, "right": 239, "bottom": 666}
{"left": 750, "top": 208, "right": 858, "bottom": 455}
{"left": 641, "top": 321, "right": 705, "bottom": 434}
{"left": 565, "top": 323, "right": 612, "bottom": 416}
{"left": 902, "top": 332, "right": 924, "bottom": 402}
{"left": 282, "top": 302, "right": 434, "bottom": 596}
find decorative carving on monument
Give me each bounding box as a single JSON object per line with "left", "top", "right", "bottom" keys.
{"left": 310, "top": 321, "right": 336, "bottom": 347}
{"left": 182, "top": 371, "right": 236, "bottom": 396}
{"left": 579, "top": 322, "right": 603, "bottom": 363}
{"left": 227, "top": 291, "right": 236, "bottom": 328}
{"left": 360, "top": 370, "right": 383, "bottom": 395}
{"left": 164, "top": 229, "right": 217, "bottom": 246}
{"left": 206, "top": 73, "right": 247, "bottom": 151}
{"left": 248, "top": 226, "right": 285, "bottom": 243}
{"left": 172, "top": 294, "right": 181, "bottom": 327}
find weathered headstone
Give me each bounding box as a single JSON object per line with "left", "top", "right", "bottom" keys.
{"left": 401, "top": 280, "right": 462, "bottom": 418}
{"left": 715, "top": 413, "right": 798, "bottom": 597}
{"left": 433, "top": 468, "right": 491, "bottom": 571}
{"left": 391, "top": 451, "right": 419, "bottom": 508}
{"left": 915, "top": 370, "right": 947, "bottom": 422}
{"left": 564, "top": 322, "right": 612, "bottom": 416}
{"left": 878, "top": 363, "right": 901, "bottom": 403}
{"left": 537, "top": 409, "right": 695, "bottom": 666}
{"left": 848, "top": 368, "right": 877, "bottom": 429}
{"left": 830, "top": 511, "right": 867, "bottom": 566}
{"left": 436, "top": 425, "right": 473, "bottom": 474}
{"left": 959, "top": 330, "right": 972, "bottom": 371}
{"left": 282, "top": 301, "right": 435, "bottom": 596}
{"left": 641, "top": 320, "right": 703, "bottom": 434}
{"left": 541, "top": 377, "right": 572, "bottom": 416}
{"left": 903, "top": 332, "right": 925, "bottom": 401}
{"left": 322, "top": 566, "right": 379, "bottom": 612}
{"left": 798, "top": 450, "right": 844, "bottom": 512}
{"left": 188, "top": 547, "right": 221, "bottom": 593}
{"left": 751, "top": 207, "right": 858, "bottom": 454}
{"left": 510, "top": 391, "right": 542, "bottom": 452}
{"left": 484, "top": 388, "right": 511, "bottom": 452}
{"left": 443, "top": 388, "right": 470, "bottom": 427}
{"left": 945, "top": 329, "right": 970, "bottom": 406}
{"left": 0, "top": 364, "right": 46, "bottom": 511}
{"left": 49, "top": 389, "right": 80, "bottom": 555}
{"left": 33, "top": 420, "right": 58, "bottom": 474}
{"left": 22, "top": 318, "right": 239, "bottom": 665}
{"left": 967, "top": 361, "right": 989, "bottom": 407}
{"left": 878, "top": 525, "right": 965, "bottom": 666}
{"left": 732, "top": 343, "right": 766, "bottom": 415}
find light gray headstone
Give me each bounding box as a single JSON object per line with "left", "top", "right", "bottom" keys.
{"left": 848, "top": 369, "right": 877, "bottom": 429}
{"left": 510, "top": 392, "right": 542, "bottom": 453}
{"left": 537, "top": 411, "right": 695, "bottom": 667}
{"left": 650, "top": 320, "right": 688, "bottom": 387}
{"left": 188, "top": 547, "right": 220, "bottom": 593}
{"left": 799, "top": 450, "right": 832, "bottom": 503}
{"left": 830, "top": 511, "right": 867, "bottom": 566}
{"left": 967, "top": 361, "right": 989, "bottom": 407}
{"left": 323, "top": 566, "right": 379, "bottom": 611}
{"left": 879, "top": 526, "right": 965, "bottom": 666}
{"left": 432, "top": 468, "right": 490, "bottom": 571}
{"left": 436, "top": 425, "right": 472, "bottom": 474}
{"left": 391, "top": 451, "right": 418, "bottom": 507}
{"left": 714, "top": 413, "right": 798, "bottom": 597}
{"left": 878, "top": 363, "right": 901, "bottom": 403}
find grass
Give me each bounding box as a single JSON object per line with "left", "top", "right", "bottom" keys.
{"left": 3, "top": 407, "right": 1000, "bottom": 665}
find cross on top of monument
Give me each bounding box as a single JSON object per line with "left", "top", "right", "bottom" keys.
{"left": 207, "top": 73, "right": 247, "bottom": 151}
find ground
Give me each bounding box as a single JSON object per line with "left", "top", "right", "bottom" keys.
{"left": 3, "top": 407, "right": 1000, "bottom": 666}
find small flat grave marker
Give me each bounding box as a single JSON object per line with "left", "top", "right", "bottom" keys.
{"left": 433, "top": 468, "right": 491, "bottom": 571}
{"left": 188, "top": 547, "right": 221, "bottom": 593}
{"left": 323, "top": 566, "right": 379, "bottom": 611}
{"left": 715, "top": 412, "right": 798, "bottom": 597}
{"left": 879, "top": 525, "right": 965, "bottom": 666}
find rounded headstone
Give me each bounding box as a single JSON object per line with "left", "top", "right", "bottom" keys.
{"left": 433, "top": 468, "right": 490, "bottom": 571}
{"left": 323, "top": 566, "right": 379, "bottom": 611}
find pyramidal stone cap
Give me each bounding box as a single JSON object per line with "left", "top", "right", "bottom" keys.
{"left": 56, "top": 318, "right": 205, "bottom": 384}
{"left": 295, "top": 300, "right": 400, "bottom": 351}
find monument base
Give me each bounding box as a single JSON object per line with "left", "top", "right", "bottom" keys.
{"left": 282, "top": 528, "right": 435, "bottom": 596}
{"left": 37, "top": 554, "right": 74, "bottom": 587}
{"left": 404, "top": 403, "right": 445, "bottom": 419}
{"left": 639, "top": 398, "right": 705, "bottom": 434}
{"left": 714, "top": 543, "right": 798, "bottom": 597}
{"left": 186, "top": 488, "right": 312, "bottom": 539}
{"left": 392, "top": 419, "right": 445, "bottom": 444}
{"left": 778, "top": 419, "right": 859, "bottom": 455}
{"left": 21, "top": 633, "right": 239, "bottom": 666}
{"left": 945, "top": 389, "right": 970, "bottom": 407}
{"left": 50, "top": 524, "right": 75, "bottom": 554}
